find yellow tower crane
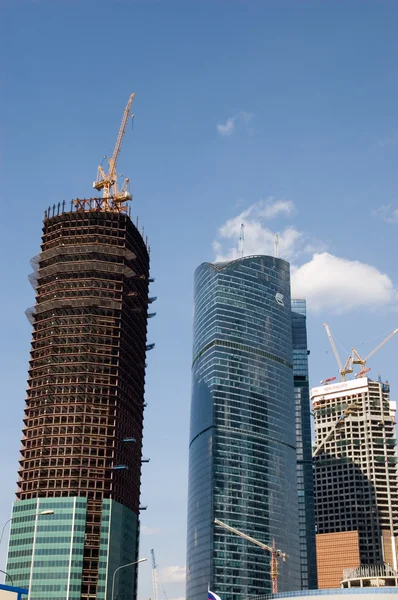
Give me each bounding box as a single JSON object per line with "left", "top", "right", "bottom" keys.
{"left": 93, "top": 93, "right": 135, "bottom": 210}
{"left": 214, "top": 518, "right": 287, "bottom": 594}
{"left": 323, "top": 324, "right": 398, "bottom": 381}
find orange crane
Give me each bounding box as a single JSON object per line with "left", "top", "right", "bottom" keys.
{"left": 320, "top": 376, "right": 337, "bottom": 385}
{"left": 93, "top": 93, "right": 135, "bottom": 209}
{"left": 214, "top": 518, "right": 287, "bottom": 594}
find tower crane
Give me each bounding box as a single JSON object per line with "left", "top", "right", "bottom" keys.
{"left": 323, "top": 323, "right": 353, "bottom": 381}
{"left": 351, "top": 329, "right": 398, "bottom": 372}
{"left": 214, "top": 518, "right": 287, "bottom": 594}
{"left": 150, "top": 549, "right": 158, "bottom": 600}
{"left": 313, "top": 400, "right": 361, "bottom": 457}
{"left": 93, "top": 93, "right": 135, "bottom": 209}
{"left": 323, "top": 324, "right": 398, "bottom": 381}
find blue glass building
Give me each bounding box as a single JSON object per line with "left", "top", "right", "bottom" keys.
{"left": 291, "top": 300, "right": 317, "bottom": 590}
{"left": 186, "top": 256, "right": 301, "bottom": 600}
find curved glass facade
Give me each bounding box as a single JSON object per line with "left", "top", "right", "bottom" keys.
{"left": 186, "top": 256, "right": 300, "bottom": 600}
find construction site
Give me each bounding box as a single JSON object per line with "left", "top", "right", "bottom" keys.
{"left": 5, "top": 94, "right": 155, "bottom": 600}
{"left": 312, "top": 325, "right": 398, "bottom": 589}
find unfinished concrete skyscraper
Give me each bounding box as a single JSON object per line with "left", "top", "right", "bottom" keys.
{"left": 5, "top": 95, "right": 152, "bottom": 600}
{"left": 312, "top": 377, "right": 398, "bottom": 588}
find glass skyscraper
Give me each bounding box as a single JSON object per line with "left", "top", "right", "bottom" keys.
{"left": 291, "top": 300, "right": 317, "bottom": 590}
{"left": 186, "top": 256, "right": 301, "bottom": 600}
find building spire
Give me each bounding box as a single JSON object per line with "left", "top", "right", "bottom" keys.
{"left": 238, "top": 223, "right": 245, "bottom": 258}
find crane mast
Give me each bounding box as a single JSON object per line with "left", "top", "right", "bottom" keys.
{"left": 150, "top": 549, "right": 158, "bottom": 600}
{"left": 93, "top": 92, "right": 135, "bottom": 211}
{"left": 214, "top": 518, "right": 287, "bottom": 594}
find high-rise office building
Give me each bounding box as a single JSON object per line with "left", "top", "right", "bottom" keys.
{"left": 5, "top": 198, "right": 151, "bottom": 600}
{"left": 312, "top": 377, "right": 398, "bottom": 588}
{"left": 291, "top": 300, "right": 317, "bottom": 590}
{"left": 186, "top": 256, "right": 301, "bottom": 600}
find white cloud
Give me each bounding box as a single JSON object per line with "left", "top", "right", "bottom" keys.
{"left": 214, "top": 198, "right": 306, "bottom": 262}
{"left": 375, "top": 133, "right": 398, "bottom": 148}
{"left": 216, "top": 111, "right": 253, "bottom": 136}
{"left": 291, "top": 253, "right": 396, "bottom": 313}
{"left": 213, "top": 201, "right": 397, "bottom": 314}
{"left": 260, "top": 199, "right": 295, "bottom": 219}
{"left": 141, "top": 525, "right": 161, "bottom": 535}
{"left": 159, "top": 566, "right": 186, "bottom": 584}
{"left": 217, "top": 117, "right": 235, "bottom": 136}
{"left": 373, "top": 204, "right": 398, "bottom": 224}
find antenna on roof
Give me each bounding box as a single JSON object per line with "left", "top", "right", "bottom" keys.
{"left": 274, "top": 233, "right": 279, "bottom": 258}
{"left": 238, "top": 224, "right": 245, "bottom": 258}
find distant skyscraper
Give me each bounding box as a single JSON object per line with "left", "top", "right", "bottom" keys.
{"left": 291, "top": 300, "right": 317, "bottom": 590}
{"left": 186, "top": 256, "right": 301, "bottom": 600}
{"left": 6, "top": 199, "right": 151, "bottom": 600}
{"left": 312, "top": 377, "right": 398, "bottom": 588}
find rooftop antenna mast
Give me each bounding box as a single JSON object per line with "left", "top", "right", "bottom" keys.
{"left": 274, "top": 233, "right": 279, "bottom": 258}
{"left": 238, "top": 223, "right": 245, "bottom": 258}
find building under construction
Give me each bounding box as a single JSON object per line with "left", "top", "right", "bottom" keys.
{"left": 312, "top": 376, "right": 398, "bottom": 588}
{"left": 5, "top": 95, "right": 152, "bottom": 600}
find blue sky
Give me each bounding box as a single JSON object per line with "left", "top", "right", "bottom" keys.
{"left": 1, "top": 1, "right": 398, "bottom": 598}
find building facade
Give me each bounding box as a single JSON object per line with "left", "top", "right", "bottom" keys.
{"left": 312, "top": 377, "right": 398, "bottom": 588}
{"left": 291, "top": 300, "right": 317, "bottom": 590}
{"left": 261, "top": 589, "right": 398, "bottom": 599}
{"left": 6, "top": 199, "right": 151, "bottom": 600}
{"left": 186, "top": 256, "right": 301, "bottom": 600}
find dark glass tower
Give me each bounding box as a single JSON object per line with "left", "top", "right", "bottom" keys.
{"left": 186, "top": 256, "right": 301, "bottom": 600}
{"left": 291, "top": 299, "right": 317, "bottom": 590}
{"left": 6, "top": 199, "right": 151, "bottom": 600}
